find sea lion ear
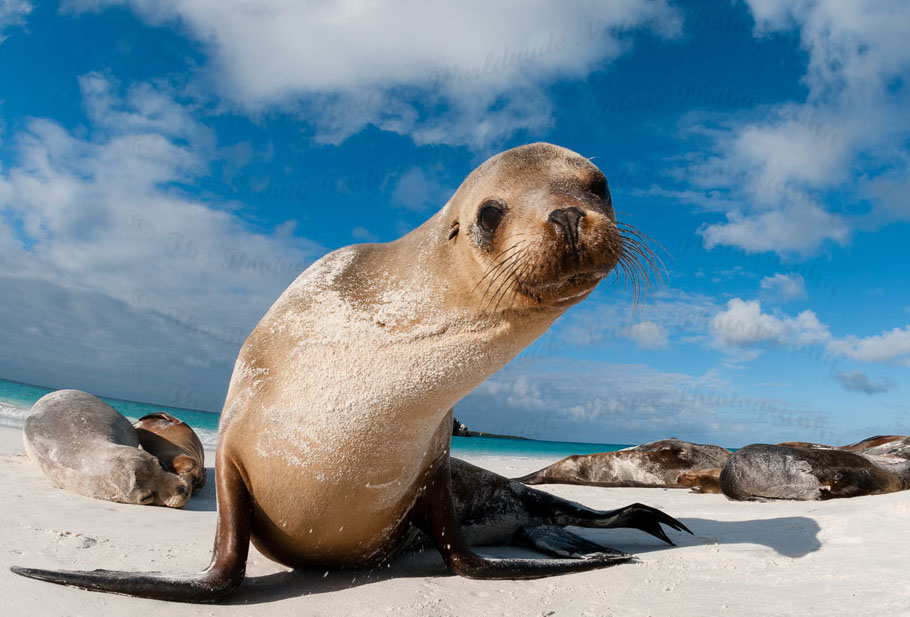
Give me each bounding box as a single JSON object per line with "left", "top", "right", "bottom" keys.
{"left": 448, "top": 221, "right": 459, "bottom": 240}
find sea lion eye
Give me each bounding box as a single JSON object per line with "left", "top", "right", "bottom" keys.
{"left": 589, "top": 173, "right": 607, "bottom": 200}
{"left": 477, "top": 201, "right": 505, "bottom": 234}
{"left": 138, "top": 491, "right": 155, "bottom": 505}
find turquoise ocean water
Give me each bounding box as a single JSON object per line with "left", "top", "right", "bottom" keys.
{"left": 0, "top": 378, "right": 630, "bottom": 459}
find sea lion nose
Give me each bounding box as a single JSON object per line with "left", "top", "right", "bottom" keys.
{"left": 548, "top": 207, "right": 585, "bottom": 245}
{"left": 175, "top": 485, "right": 188, "bottom": 498}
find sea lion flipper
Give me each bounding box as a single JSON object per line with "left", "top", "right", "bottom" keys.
{"left": 11, "top": 457, "right": 251, "bottom": 603}
{"left": 583, "top": 503, "right": 693, "bottom": 545}
{"left": 419, "top": 457, "right": 633, "bottom": 579}
{"left": 514, "top": 526, "right": 630, "bottom": 560}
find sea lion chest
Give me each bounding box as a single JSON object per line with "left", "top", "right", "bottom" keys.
{"left": 217, "top": 248, "right": 544, "bottom": 566}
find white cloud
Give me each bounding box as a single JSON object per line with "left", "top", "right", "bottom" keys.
{"left": 0, "top": 74, "right": 324, "bottom": 408}
{"left": 555, "top": 289, "right": 720, "bottom": 350}
{"left": 827, "top": 326, "right": 910, "bottom": 365}
{"left": 835, "top": 370, "right": 895, "bottom": 395}
{"left": 623, "top": 321, "right": 669, "bottom": 349}
{"left": 688, "top": 0, "right": 910, "bottom": 255}
{"left": 390, "top": 167, "right": 452, "bottom": 212}
{"left": 700, "top": 199, "right": 849, "bottom": 255}
{"left": 351, "top": 226, "right": 379, "bottom": 242}
{"left": 760, "top": 272, "right": 807, "bottom": 301}
{"left": 64, "top": 0, "right": 681, "bottom": 147}
{"left": 456, "top": 358, "right": 834, "bottom": 446}
{"left": 710, "top": 298, "right": 830, "bottom": 349}
{"left": 0, "top": 0, "right": 31, "bottom": 42}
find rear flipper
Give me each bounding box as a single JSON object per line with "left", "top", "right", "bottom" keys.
{"left": 11, "top": 457, "right": 251, "bottom": 603}
{"left": 514, "top": 525, "right": 630, "bottom": 560}
{"left": 584, "top": 503, "right": 692, "bottom": 545}
{"left": 450, "top": 457, "right": 691, "bottom": 547}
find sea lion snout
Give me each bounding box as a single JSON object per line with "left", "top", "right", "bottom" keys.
{"left": 547, "top": 207, "right": 586, "bottom": 247}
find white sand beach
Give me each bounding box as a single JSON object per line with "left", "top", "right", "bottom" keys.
{"left": 1, "top": 424, "right": 908, "bottom": 617}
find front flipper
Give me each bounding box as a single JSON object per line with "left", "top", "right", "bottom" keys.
{"left": 11, "top": 456, "right": 251, "bottom": 603}
{"left": 514, "top": 525, "right": 630, "bottom": 560}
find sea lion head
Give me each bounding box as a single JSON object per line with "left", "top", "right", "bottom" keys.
{"left": 134, "top": 412, "right": 206, "bottom": 493}
{"left": 116, "top": 448, "right": 192, "bottom": 508}
{"left": 443, "top": 142, "right": 654, "bottom": 312}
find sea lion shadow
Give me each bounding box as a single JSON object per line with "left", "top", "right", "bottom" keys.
{"left": 179, "top": 467, "right": 217, "bottom": 512}
{"left": 575, "top": 516, "right": 822, "bottom": 559}
{"left": 228, "top": 550, "right": 454, "bottom": 605}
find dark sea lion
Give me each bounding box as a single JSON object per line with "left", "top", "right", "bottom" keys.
{"left": 514, "top": 439, "right": 731, "bottom": 488}
{"left": 12, "top": 143, "right": 686, "bottom": 602}
{"left": 22, "top": 390, "right": 191, "bottom": 508}
{"left": 719, "top": 444, "right": 907, "bottom": 501}
{"left": 400, "top": 458, "right": 688, "bottom": 557}
{"left": 133, "top": 412, "right": 206, "bottom": 493}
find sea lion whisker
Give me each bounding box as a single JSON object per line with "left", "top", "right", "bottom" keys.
{"left": 485, "top": 246, "right": 530, "bottom": 312}
{"left": 480, "top": 246, "right": 529, "bottom": 304}
{"left": 473, "top": 241, "right": 528, "bottom": 295}
{"left": 499, "top": 259, "right": 531, "bottom": 312}
{"left": 475, "top": 242, "right": 528, "bottom": 299}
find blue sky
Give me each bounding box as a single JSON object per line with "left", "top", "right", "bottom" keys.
{"left": 1, "top": 0, "right": 909, "bottom": 447}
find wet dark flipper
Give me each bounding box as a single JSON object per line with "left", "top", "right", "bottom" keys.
{"left": 589, "top": 503, "right": 693, "bottom": 545}
{"left": 420, "top": 455, "right": 634, "bottom": 580}
{"left": 9, "top": 567, "right": 234, "bottom": 603}
{"left": 515, "top": 525, "right": 631, "bottom": 560}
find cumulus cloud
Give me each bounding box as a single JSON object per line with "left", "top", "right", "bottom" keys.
{"left": 623, "top": 321, "right": 669, "bottom": 349}
{"left": 555, "top": 289, "right": 719, "bottom": 350}
{"left": 710, "top": 298, "right": 830, "bottom": 349}
{"left": 64, "top": 0, "right": 681, "bottom": 147}
{"left": 0, "top": 0, "right": 30, "bottom": 42}
{"left": 390, "top": 167, "right": 453, "bottom": 212}
{"left": 760, "top": 272, "right": 807, "bottom": 302}
{"left": 456, "top": 358, "right": 834, "bottom": 446}
{"left": 835, "top": 370, "right": 895, "bottom": 395}
{"left": 689, "top": 0, "right": 910, "bottom": 255}
{"left": 827, "top": 326, "right": 910, "bottom": 365}
{"left": 0, "top": 73, "right": 324, "bottom": 409}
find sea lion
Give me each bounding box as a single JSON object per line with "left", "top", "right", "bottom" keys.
{"left": 776, "top": 441, "right": 834, "bottom": 449}
{"left": 676, "top": 468, "right": 722, "bottom": 494}
{"left": 435, "top": 458, "right": 687, "bottom": 555}
{"left": 22, "top": 390, "right": 191, "bottom": 508}
{"left": 514, "top": 439, "right": 732, "bottom": 488}
{"left": 133, "top": 412, "right": 206, "bottom": 493}
{"left": 840, "top": 435, "right": 905, "bottom": 453}
{"left": 719, "top": 444, "right": 907, "bottom": 501}
{"left": 13, "top": 143, "right": 686, "bottom": 602}
{"left": 855, "top": 436, "right": 910, "bottom": 483}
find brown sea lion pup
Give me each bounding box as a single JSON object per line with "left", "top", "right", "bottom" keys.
{"left": 855, "top": 436, "right": 910, "bottom": 483}
{"left": 719, "top": 444, "right": 907, "bottom": 501}
{"left": 514, "top": 438, "right": 732, "bottom": 488}
{"left": 676, "top": 468, "right": 722, "bottom": 494}
{"left": 840, "top": 435, "right": 905, "bottom": 453}
{"left": 133, "top": 412, "right": 206, "bottom": 493}
{"left": 776, "top": 441, "right": 834, "bottom": 449}
{"left": 23, "top": 390, "right": 191, "bottom": 508}
{"left": 12, "top": 142, "right": 687, "bottom": 603}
